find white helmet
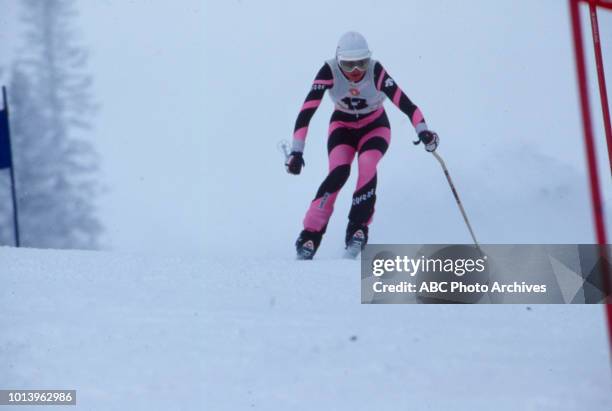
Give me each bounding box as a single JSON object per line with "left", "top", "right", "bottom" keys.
{"left": 336, "top": 31, "right": 371, "bottom": 61}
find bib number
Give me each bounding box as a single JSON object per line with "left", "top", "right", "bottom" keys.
{"left": 341, "top": 97, "right": 368, "bottom": 111}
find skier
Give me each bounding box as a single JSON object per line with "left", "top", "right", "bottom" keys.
{"left": 286, "top": 31, "right": 439, "bottom": 259}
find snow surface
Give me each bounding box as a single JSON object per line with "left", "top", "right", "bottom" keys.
{"left": 1, "top": 246, "right": 610, "bottom": 410}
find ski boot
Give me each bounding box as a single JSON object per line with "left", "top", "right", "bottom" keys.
{"left": 295, "top": 230, "right": 323, "bottom": 260}
{"left": 344, "top": 222, "right": 368, "bottom": 259}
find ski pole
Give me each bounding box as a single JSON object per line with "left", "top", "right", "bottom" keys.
{"left": 277, "top": 139, "right": 290, "bottom": 161}
{"left": 431, "top": 151, "right": 481, "bottom": 251}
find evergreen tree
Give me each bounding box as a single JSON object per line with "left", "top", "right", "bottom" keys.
{"left": 0, "top": 0, "right": 101, "bottom": 248}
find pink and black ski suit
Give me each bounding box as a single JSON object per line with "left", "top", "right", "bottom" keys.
{"left": 292, "top": 59, "right": 428, "bottom": 234}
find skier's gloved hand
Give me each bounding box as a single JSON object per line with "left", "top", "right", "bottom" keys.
{"left": 285, "top": 151, "right": 305, "bottom": 175}
{"left": 417, "top": 130, "right": 439, "bottom": 152}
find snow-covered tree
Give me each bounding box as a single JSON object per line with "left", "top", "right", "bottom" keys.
{"left": 0, "top": 0, "right": 101, "bottom": 248}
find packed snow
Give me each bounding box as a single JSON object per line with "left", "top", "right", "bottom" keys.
{"left": 1, "top": 246, "right": 610, "bottom": 410}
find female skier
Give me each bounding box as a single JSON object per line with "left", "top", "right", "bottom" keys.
{"left": 286, "top": 31, "right": 439, "bottom": 259}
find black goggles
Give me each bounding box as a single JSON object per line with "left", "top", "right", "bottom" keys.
{"left": 338, "top": 58, "right": 370, "bottom": 72}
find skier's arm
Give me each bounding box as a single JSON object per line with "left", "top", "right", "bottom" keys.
{"left": 292, "top": 63, "right": 333, "bottom": 153}
{"left": 374, "top": 62, "right": 428, "bottom": 134}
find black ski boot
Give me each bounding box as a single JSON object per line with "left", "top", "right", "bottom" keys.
{"left": 344, "top": 222, "right": 368, "bottom": 259}
{"left": 295, "top": 230, "right": 323, "bottom": 260}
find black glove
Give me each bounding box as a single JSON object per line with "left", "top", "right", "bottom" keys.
{"left": 285, "top": 151, "right": 305, "bottom": 175}
{"left": 415, "top": 130, "right": 439, "bottom": 152}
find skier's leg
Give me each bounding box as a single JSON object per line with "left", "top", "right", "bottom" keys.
{"left": 346, "top": 112, "right": 391, "bottom": 247}
{"left": 303, "top": 138, "right": 356, "bottom": 232}
{"left": 296, "top": 122, "right": 356, "bottom": 258}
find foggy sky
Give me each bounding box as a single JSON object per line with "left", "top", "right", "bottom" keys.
{"left": 1, "top": 0, "right": 611, "bottom": 255}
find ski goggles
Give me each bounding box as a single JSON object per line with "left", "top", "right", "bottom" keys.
{"left": 338, "top": 57, "right": 370, "bottom": 73}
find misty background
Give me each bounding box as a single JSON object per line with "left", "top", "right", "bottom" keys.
{"left": 0, "top": 0, "right": 610, "bottom": 256}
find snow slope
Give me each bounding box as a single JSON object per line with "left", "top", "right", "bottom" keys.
{"left": 1, "top": 246, "right": 610, "bottom": 410}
